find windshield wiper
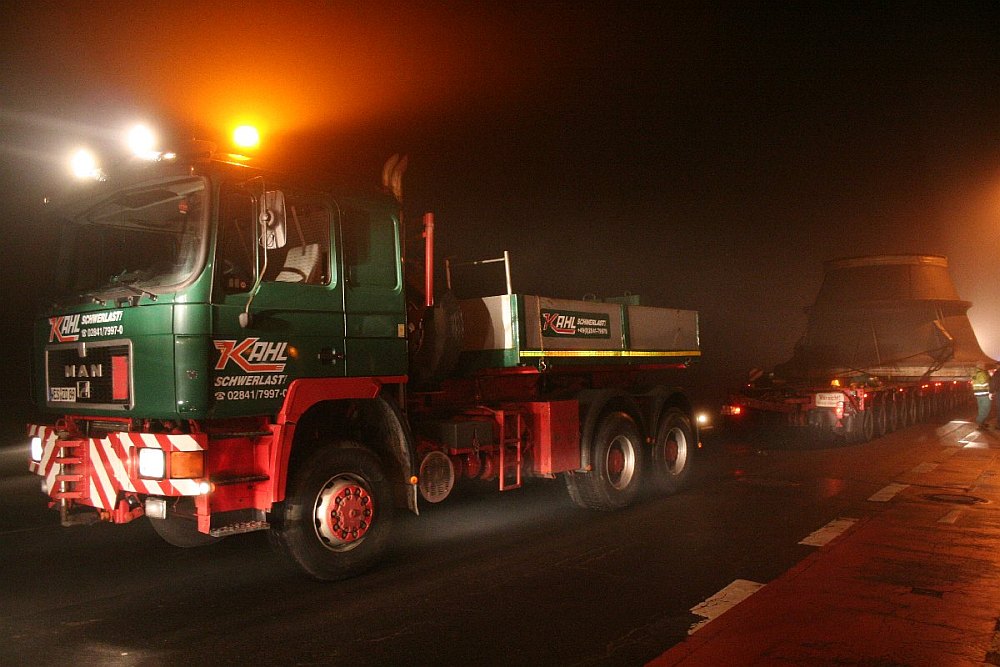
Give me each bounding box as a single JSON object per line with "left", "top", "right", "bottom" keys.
{"left": 119, "top": 282, "right": 157, "bottom": 301}
{"left": 107, "top": 271, "right": 158, "bottom": 301}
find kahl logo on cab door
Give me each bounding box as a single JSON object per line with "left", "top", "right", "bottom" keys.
{"left": 49, "top": 315, "right": 81, "bottom": 343}
{"left": 214, "top": 338, "right": 289, "bottom": 373}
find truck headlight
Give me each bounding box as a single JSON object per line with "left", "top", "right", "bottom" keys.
{"left": 138, "top": 448, "right": 166, "bottom": 479}
{"left": 30, "top": 436, "right": 43, "bottom": 462}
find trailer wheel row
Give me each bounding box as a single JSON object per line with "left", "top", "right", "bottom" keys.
{"left": 849, "top": 385, "right": 968, "bottom": 443}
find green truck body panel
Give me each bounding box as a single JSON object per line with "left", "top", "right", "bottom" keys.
{"left": 33, "top": 159, "right": 407, "bottom": 422}
{"left": 457, "top": 294, "right": 700, "bottom": 373}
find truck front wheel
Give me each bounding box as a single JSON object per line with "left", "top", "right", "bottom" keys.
{"left": 270, "top": 444, "right": 393, "bottom": 581}
{"left": 565, "top": 412, "right": 643, "bottom": 511}
{"left": 649, "top": 408, "right": 695, "bottom": 495}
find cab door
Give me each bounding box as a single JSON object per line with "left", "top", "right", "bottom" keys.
{"left": 211, "top": 183, "right": 345, "bottom": 417}
{"left": 340, "top": 202, "right": 407, "bottom": 378}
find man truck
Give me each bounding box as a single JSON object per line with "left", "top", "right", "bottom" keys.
{"left": 28, "top": 134, "right": 701, "bottom": 580}
{"left": 723, "top": 254, "right": 991, "bottom": 442}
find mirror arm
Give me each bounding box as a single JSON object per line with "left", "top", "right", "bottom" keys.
{"left": 240, "top": 186, "right": 268, "bottom": 328}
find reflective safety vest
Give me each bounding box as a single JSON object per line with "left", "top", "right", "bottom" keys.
{"left": 973, "top": 370, "right": 991, "bottom": 396}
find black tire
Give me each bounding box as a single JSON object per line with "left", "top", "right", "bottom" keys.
{"left": 903, "top": 394, "right": 916, "bottom": 427}
{"left": 649, "top": 408, "right": 695, "bottom": 495}
{"left": 860, "top": 407, "right": 874, "bottom": 442}
{"left": 410, "top": 292, "right": 464, "bottom": 386}
{"left": 887, "top": 396, "right": 899, "bottom": 432}
{"left": 270, "top": 444, "right": 393, "bottom": 581}
{"left": 874, "top": 399, "right": 888, "bottom": 438}
{"left": 564, "top": 411, "right": 644, "bottom": 511}
{"left": 149, "top": 506, "right": 222, "bottom": 548}
{"left": 848, "top": 408, "right": 874, "bottom": 443}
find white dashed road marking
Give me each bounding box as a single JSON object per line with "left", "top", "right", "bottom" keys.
{"left": 688, "top": 579, "right": 765, "bottom": 634}
{"left": 868, "top": 483, "right": 909, "bottom": 502}
{"left": 938, "top": 509, "right": 963, "bottom": 524}
{"left": 798, "top": 517, "right": 857, "bottom": 547}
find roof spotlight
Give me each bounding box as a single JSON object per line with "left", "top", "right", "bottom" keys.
{"left": 70, "top": 148, "right": 104, "bottom": 180}
{"left": 127, "top": 124, "right": 158, "bottom": 160}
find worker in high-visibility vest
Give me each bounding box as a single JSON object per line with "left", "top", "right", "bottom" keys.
{"left": 972, "top": 361, "right": 993, "bottom": 428}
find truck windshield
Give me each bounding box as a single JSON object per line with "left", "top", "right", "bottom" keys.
{"left": 56, "top": 177, "right": 208, "bottom": 297}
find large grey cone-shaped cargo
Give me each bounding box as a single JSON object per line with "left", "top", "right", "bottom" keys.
{"left": 776, "top": 254, "right": 994, "bottom": 381}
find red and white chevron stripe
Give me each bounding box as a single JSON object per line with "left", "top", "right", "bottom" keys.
{"left": 29, "top": 425, "right": 207, "bottom": 510}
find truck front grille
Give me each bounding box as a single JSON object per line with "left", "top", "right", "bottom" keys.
{"left": 46, "top": 341, "right": 132, "bottom": 409}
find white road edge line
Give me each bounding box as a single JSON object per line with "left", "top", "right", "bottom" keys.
{"left": 688, "top": 579, "right": 765, "bottom": 635}
{"left": 938, "top": 509, "right": 963, "bottom": 524}
{"left": 909, "top": 462, "right": 938, "bottom": 474}
{"left": 868, "top": 483, "right": 909, "bottom": 502}
{"left": 798, "top": 517, "right": 857, "bottom": 547}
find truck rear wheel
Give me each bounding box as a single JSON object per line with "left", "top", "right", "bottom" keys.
{"left": 565, "top": 412, "right": 644, "bottom": 511}
{"left": 270, "top": 444, "right": 393, "bottom": 581}
{"left": 649, "top": 408, "right": 695, "bottom": 495}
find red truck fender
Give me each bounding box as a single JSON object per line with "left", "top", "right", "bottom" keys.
{"left": 269, "top": 376, "right": 417, "bottom": 514}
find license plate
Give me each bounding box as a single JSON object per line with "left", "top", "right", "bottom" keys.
{"left": 49, "top": 387, "right": 77, "bottom": 402}
{"left": 814, "top": 392, "right": 843, "bottom": 408}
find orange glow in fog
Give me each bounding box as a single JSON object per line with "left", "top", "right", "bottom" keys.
{"left": 28, "top": 6, "right": 532, "bottom": 147}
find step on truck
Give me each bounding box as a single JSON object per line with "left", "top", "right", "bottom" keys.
{"left": 28, "top": 129, "right": 703, "bottom": 580}
{"left": 723, "top": 254, "right": 993, "bottom": 442}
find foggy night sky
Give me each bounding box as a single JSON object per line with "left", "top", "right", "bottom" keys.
{"left": 1, "top": 2, "right": 1000, "bottom": 417}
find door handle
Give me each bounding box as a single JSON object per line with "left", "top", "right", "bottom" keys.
{"left": 318, "top": 347, "right": 345, "bottom": 365}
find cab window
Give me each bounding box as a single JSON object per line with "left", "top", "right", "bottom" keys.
{"left": 343, "top": 208, "right": 399, "bottom": 288}
{"left": 216, "top": 186, "right": 331, "bottom": 294}
{"left": 262, "top": 198, "right": 330, "bottom": 285}
{"left": 216, "top": 187, "right": 256, "bottom": 294}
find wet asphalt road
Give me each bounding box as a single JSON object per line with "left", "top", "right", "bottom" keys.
{"left": 0, "top": 413, "right": 977, "bottom": 666}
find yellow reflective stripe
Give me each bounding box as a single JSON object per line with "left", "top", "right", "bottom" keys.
{"left": 519, "top": 350, "right": 701, "bottom": 358}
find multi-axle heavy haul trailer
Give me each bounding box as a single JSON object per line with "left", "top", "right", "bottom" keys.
{"left": 28, "top": 139, "right": 702, "bottom": 579}
{"left": 723, "top": 254, "right": 992, "bottom": 442}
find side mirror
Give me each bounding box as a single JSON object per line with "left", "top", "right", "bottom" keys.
{"left": 259, "top": 190, "right": 287, "bottom": 249}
